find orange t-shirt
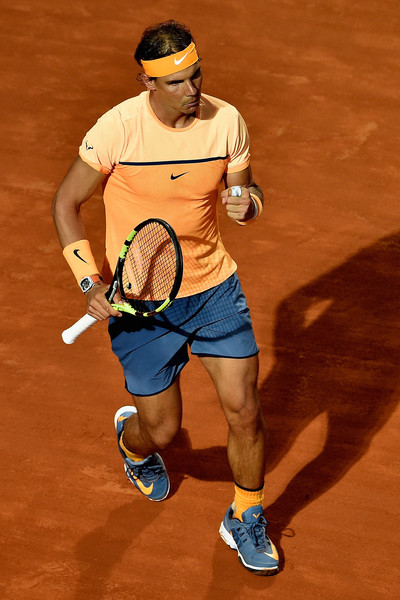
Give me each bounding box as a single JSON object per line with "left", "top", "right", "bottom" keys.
{"left": 79, "top": 91, "right": 250, "bottom": 297}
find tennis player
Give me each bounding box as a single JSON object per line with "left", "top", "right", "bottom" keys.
{"left": 52, "top": 20, "right": 279, "bottom": 575}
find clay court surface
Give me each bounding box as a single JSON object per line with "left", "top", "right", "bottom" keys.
{"left": 1, "top": 1, "right": 400, "bottom": 598}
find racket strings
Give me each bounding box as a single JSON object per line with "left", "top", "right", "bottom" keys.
{"left": 121, "top": 222, "right": 177, "bottom": 305}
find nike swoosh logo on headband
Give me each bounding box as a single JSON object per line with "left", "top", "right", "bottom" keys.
{"left": 73, "top": 249, "right": 88, "bottom": 263}
{"left": 174, "top": 50, "right": 191, "bottom": 65}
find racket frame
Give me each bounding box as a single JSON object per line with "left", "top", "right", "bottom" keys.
{"left": 110, "top": 218, "right": 183, "bottom": 317}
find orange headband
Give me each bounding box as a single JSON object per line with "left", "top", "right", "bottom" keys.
{"left": 141, "top": 41, "right": 199, "bottom": 77}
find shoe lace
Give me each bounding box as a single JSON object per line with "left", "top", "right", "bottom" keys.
{"left": 129, "top": 456, "right": 164, "bottom": 482}
{"left": 246, "top": 515, "right": 268, "bottom": 551}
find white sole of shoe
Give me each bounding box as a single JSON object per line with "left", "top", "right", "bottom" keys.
{"left": 219, "top": 521, "right": 279, "bottom": 575}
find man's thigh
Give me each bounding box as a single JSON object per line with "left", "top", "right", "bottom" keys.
{"left": 199, "top": 354, "right": 260, "bottom": 417}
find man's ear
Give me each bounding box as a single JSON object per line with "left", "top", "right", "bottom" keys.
{"left": 140, "top": 73, "right": 157, "bottom": 91}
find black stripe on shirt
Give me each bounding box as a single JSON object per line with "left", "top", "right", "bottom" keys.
{"left": 119, "top": 155, "right": 229, "bottom": 166}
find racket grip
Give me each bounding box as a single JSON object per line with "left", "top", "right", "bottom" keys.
{"left": 62, "top": 313, "right": 98, "bottom": 344}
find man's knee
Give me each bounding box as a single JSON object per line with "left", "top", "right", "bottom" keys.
{"left": 223, "top": 393, "right": 263, "bottom": 433}
{"left": 133, "top": 380, "right": 183, "bottom": 450}
{"left": 139, "top": 414, "right": 181, "bottom": 450}
{"left": 148, "top": 426, "right": 180, "bottom": 450}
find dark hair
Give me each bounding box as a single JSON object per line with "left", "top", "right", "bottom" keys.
{"left": 134, "top": 20, "right": 194, "bottom": 65}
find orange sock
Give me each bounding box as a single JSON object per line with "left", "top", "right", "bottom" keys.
{"left": 119, "top": 432, "right": 146, "bottom": 462}
{"left": 233, "top": 483, "right": 264, "bottom": 521}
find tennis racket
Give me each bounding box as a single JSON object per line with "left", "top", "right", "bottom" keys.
{"left": 62, "top": 218, "right": 183, "bottom": 344}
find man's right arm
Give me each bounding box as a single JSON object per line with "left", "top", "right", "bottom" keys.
{"left": 52, "top": 156, "right": 121, "bottom": 320}
{"left": 52, "top": 155, "right": 106, "bottom": 247}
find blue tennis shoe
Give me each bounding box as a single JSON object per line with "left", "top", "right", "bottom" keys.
{"left": 114, "top": 405, "right": 170, "bottom": 502}
{"left": 219, "top": 504, "right": 279, "bottom": 575}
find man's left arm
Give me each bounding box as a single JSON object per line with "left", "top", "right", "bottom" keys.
{"left": 222, "top": 166, "right": 264, "bottom": 224}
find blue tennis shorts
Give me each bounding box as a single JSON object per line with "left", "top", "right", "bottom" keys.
{"left": 108, "top": 273, "right": 259, "bottom": 396}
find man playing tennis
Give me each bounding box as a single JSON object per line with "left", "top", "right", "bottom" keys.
{"left": 52, "top": 20, "right": 279, "bottom": 575}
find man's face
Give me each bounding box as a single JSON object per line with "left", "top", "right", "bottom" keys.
{"left": 151, "top": 61, "right": 203, "bottom": 115}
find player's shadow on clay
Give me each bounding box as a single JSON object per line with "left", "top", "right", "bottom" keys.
{"left": 258, "top": 232, "right": 400, "bottom": 548}
{"left": 166, "top": 232, "right": 400, "bottom": 574}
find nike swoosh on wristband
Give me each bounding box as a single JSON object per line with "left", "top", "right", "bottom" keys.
{"left": 174, "top": 50, "right": 190, "bottom": 65}
{"left": 73, "top": 249, "right": 88, "bottom": 263}
{"left": 170, "top": 172, "right": 189, "bottom": 180}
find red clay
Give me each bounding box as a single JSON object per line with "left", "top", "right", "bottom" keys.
{"left": 1, "top": 2, "right": 399, "bottom": 599}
